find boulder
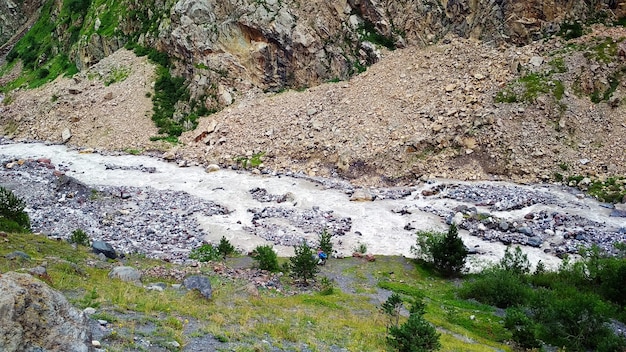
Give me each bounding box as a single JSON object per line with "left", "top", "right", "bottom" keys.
{"left": 0, "top": 272, "right": 92, "bottom": 352}
{"left": 5, "top": 251, "right": 30, "bottom": 260}
{"left": 108, "top": 266, "right": 142, "bottom": 283}
{"left": 91, "top": 240, "right": 117, "bottom": 259}
{"left": 183, "top": 275, "right": 213, "bottom": 299}
{"left": 349, "top": 189, "right": 375, "bottom": 202}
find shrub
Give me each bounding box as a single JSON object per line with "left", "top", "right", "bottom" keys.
{"left": 289, "top": 241, "right": 319, "bottom": 284}
{"left": 459, "top": 267, "right": 532, "bottom": 308}
{"left": 413, "top": 224, "right": 467, "bottom": 277}
{"left": 354, "top": 242, "right": 367, "bottom": 254}
{"left": 69, "top": 229, "right": 90, "bottom": 246}
{"left": 189, "top": 244, "right": 220, "bottom": 262}
{"left": 499, "top": 246, "right": 531, "bottom": 276}
{"left": 504, "top": 307, "right": 540, "bottom": 349}
{"left": 318, "top": 228, "right": 333, "bottom": 257}
{"left": 387, "top": 299, "right": 441, "bottom": 352}
{"left": 217, "top": 236, "right": 235, "bottom": 258}
{"left": 252, "top": 245, "right": 279, "bottom": 272}
{"left": 0, "top": 186, "right": 30, "bottom": 232}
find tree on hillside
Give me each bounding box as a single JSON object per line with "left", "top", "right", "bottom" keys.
{"left": 0, "top": 186, "right": 30, "bottom": 233}
{"left": 412, "top": 223, "right": 468, "bottom": 277}
{"left": 289, "top": 241, "right": 319, "bottom": 284}
{"left": 387, "top": 299, "right": 441, "bottom": 352}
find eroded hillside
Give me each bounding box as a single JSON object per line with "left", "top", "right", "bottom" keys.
{"left": 1, "top": 25, "right": 625, "bottom": 188}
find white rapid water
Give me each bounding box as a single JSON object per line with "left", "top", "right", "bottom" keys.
{"left": 2, "top": 142, "right": 623, "bottom": 270}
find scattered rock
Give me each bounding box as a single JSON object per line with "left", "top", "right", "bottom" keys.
{"left": 92, "top": 240, "right": 117, "bottom": 259}
{"left": 5, "top": 251, "right": 30, "bottom": 260}
{"left": 108, "top": 266, "right": 142, "bottom": 283}
{"left": 205, "top": 164, "right": 220, "bottom": 173}
{"left": 183, "top": 275, "right": 213, "bottom": 299}
{"left": 350, "top": 189, "right": 374, "bottom": 202}
{"left": 62, "top": 128, "right": 72, "bottom": 143}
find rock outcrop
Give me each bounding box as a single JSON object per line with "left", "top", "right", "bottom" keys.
{"left": 0, "top": 272, "right": 92, "bottom": 352}
{"left": 0, "top": 0, "right": 43, "bottom": 48}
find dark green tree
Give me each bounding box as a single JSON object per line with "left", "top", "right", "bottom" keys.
{"left": 0, "top": 186, "right": 30, "bottom": 233}
{"left": 289, "top": 241, "right": 319, "bottom": 284}
{"left": 252, "top": 245, "right": 280, "bottom": 272}
{"left": 217, "top": 236, "right": 236, "bottom": 258}
{"left": 413, "top": 224, "right": 467, "bottom": 277}
{"left": 318, "top": 228, "right": 333, "bottom": 257}
{"left": 387, "top": 300, "right": 441, "bottom": 352}
{"left": 381, "top": 293, "right": 403, "bottom": 332}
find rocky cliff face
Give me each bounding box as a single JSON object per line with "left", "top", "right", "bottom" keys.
{"left": 0, "top": 272, "right": 93, "bottom": 352}
{"left": 63, "top": 0, "right": 625, "bottom": 107}
{"left": 0, "top": 0, "right": 43, "bottom": 47}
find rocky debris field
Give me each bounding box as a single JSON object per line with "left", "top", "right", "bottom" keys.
{"left": 2, "top": 141, "right": 625, "bottom": 269}
{"left": 2, "top": 26, "right": 625, "bottom": 189}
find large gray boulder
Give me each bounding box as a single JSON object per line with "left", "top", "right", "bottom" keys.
{"left": 91, "top": 240, "right": 117, "bottom": 259}
{"left": 183, "top": 275, "right": 213, "bottom": 299}
{"left": 108, "top": 266, "right": 142, "bottom": 283}
{"left": 0, "top": 272, "right": 92, "bottom": 352}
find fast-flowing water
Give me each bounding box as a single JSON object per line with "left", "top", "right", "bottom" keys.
{"left": 1, "top": 142, "right": 624, "bottom": 270}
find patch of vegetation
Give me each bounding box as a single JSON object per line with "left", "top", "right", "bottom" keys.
{"left": 289, "top": 241, "right": 319, "bottom": 285}
{"left": 548, "top": 57, "right": 568, "bottom": 73}
{"left": 317, "top": 229, "right": 333, "bottom": 256}
{"left": 189, "top": 243, "right": 220, "bottom": 262}
{"left": 4, "top": 0, "right": 86, "bottom": 88}
{"left": 495, "top": 73, "right": 565, "bottom": 104}
{"left": 69, "top": 229, "right": 90, "bottom": 246}
{"left": 387, "top": 299, "right": 441, "bottom": 352}
{"left": 357, "top": 20, "right": 396, "bottom": 50}
{"left": 562, "top": 175, "right": 626, "bottom": 203}
{"left": 353, "top": 242, "right": 367, "bottom": 254}
{"left": 0, "top": 186, "right": 30, "bottom": 233}
{"left": 217, "top": 236, "right": 236, "bottom": 258}
{"left": 103, "top": 66, "right": 131, "bottom": 86}
{"left": 234, "top": 152, "right": 265, "bottom": 169}
{"left": 591, "top": 67, "right": 625, "bottom": 103}
{"left": 252, "top": 245, "right": 280, "bottom": 272}
{"left": 412, "top": 224, "right": 468, "bottom": 277}
{"left": 460, "top": 245, "right": 626, "bottom": 351}
{"left": 558, "top": 21, "right": 584, "bottom": 40}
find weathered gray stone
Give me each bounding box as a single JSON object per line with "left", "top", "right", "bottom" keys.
{"left": 0, "top": 272, "right": 92, "bottom": 352}
{"left": 92, "top": 240, "right": 117, "bottom": 259}
{"left": 108, "top": 266, "right": 142, "bottom": 283}
{"left": 183, "top": 275, "right": 212, "bottom": 299}
{"left": 5, "top": 251, "right": 30, "bottom": 260}
{"left": 527, "top": 236, "right": 542, "bottom": 247}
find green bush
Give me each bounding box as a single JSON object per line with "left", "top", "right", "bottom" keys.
{"left": 531, "top": 288, "right": 621, "bottom": 351}
{"left": 0, "top": 186, "right": 30, "bottom": 232}
{"left": 189, "top": 244, "right": 220, "bottom": 262}
{"left": 69, "top": 229, "right": 90, "bottom": 246}
{"left": 504, "top": 307, "right": 540, "bottom": 349}
{"left": 412, "top": 224, "right": 467, "bottom": 277}
{"left": 289, "top": 241, "right": 319, "bottom": 284}
{"left": 217, "top": 236, "right": 236, "bottom": 258}
{"left": 459, "top": 267, "right": 532, "bottom": 308}
{"left": 387, "top": 300, "right": 441, "bottom": 352}
{"left": 252, "top": 245, "right": 279, "bottom": 272}
{"left": 499, "top": 246, "right": 531, "bottom": 276}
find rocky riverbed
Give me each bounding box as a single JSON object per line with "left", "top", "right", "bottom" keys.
{"left": 1, "top": 140, "right": 625, "bottom": 269}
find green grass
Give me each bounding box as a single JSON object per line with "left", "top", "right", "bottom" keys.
{"left": 0, "top": 233, "right": 514, "bottom": 351}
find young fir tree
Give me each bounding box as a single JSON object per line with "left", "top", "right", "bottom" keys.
{"left": 430, "top": 223, "right": 468, "bottom": 277}
{"left": 289, "top": 241, "right": 319, "bottom": 284}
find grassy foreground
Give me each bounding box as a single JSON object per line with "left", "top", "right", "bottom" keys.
{"left": 0, "top": 232, "right": 511, "bottom": 351}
